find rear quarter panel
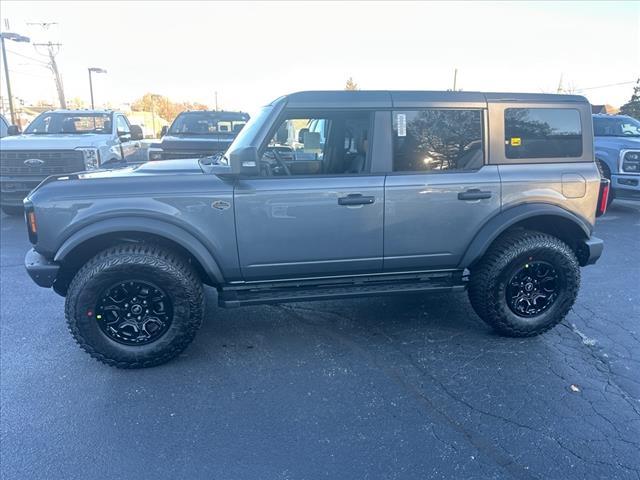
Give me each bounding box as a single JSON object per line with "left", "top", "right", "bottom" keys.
{"left": 499, "top": 162, "right": 600, "bottom": 226}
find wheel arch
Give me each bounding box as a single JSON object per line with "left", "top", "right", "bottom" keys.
{"left": 53, "top": 217, "right": 224, "bottom": 295}
{"left": 459, "top": 203, "right": 592, "bottom": 269}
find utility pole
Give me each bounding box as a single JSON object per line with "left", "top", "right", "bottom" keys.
{"left": 33, "top": 42, "right": 66, "bottom": 108}
{"left": 214, "top": 91, "right": 218, "bottom": 111}
{"left": 28, "top": 22, "right": 66, "bottom": 109}
{"left": 557, "top": 73, "right": 564, "bottom": 94}
{"left": 452, "top": 68, "right": 458, "bottom": 92}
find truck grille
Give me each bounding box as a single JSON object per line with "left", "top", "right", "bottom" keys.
{"left": 0, "top": 150, "right": 85, "bottom": 176}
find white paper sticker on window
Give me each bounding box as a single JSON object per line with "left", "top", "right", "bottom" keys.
{"left": 397, "top": 114, "right": 407, "bottom": 137}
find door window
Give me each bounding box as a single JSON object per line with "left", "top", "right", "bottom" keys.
{"left": 504, "top": 108, "right": 582, "bottom": 159}
{"left": 260, "top": 112, "right": 371, "bottom": 176}
{"left": 116, "top": 116, "right": 130, "bottom": 135}
{"left": 392, "top": 110, "right": 484, "bottom": 172}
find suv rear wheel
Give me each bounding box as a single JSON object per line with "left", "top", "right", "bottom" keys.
{"left": 65, "top": 244, "right": 204, "bottom": 368}
{"left": 468, "top": 230, "right": 580, "bottom": 337}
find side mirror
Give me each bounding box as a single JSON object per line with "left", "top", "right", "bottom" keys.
{"left": 230, "top": 146, "right": 260, "bottom": 175}
{"left": 275, "top": 124, "right": 288, "bottom": 144}
{"left": 130, "top": 124, "right": 144, "bottom": 141}
{"left": 297, "top": 128, "right": 309, "bottom": 144}
{"left": 160, "top": 125, "right": 168, "bottom": 137}
{"left": 7, "top": 125, "right": 20, "bottom": 136}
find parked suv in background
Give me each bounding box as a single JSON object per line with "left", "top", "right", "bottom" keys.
{"left": 0, "top": 110, "right": 144, "bottom": 215}
{"left": 593, "top": 114, "right": 640, "bottom": 202}
{"left": 23, "top": 91, "right": 608, "bottom": 368}
{"left": 147, "top": 110, "right": 249, "bottom": 161}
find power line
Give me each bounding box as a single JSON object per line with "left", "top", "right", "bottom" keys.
{"left": 577, "top": 81, "right": 636, "bottom": 91}
{"left": 5, "top": 48, "right": 49, "bottom": 65}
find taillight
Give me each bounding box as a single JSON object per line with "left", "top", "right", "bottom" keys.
{"left": 24, "top": 205, "right": 38, "bottom": 243}
{"left": 596, "top": 179, "right": 610, "bottom": 217}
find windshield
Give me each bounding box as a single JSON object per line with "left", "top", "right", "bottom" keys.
{"left": 168, "top": 112, "right": 248, "bottom": 135}
{"left": 24, "top": 112, "right": 113, "bottom": 134}
{"left": 593, "top": 116, "right": 640, "bottom": 137}
{"left": 223, "top": 105, "right": 275, "bottom": 162}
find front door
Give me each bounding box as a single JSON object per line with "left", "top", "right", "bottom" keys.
{"left": 116, "top": 115, "right": 141, "bottom": 163}
{"left": 234, "top": 111, "right": 384, "bottom": 280}
{"left": 384, "top": 108, "right": 501, "bottom": 271}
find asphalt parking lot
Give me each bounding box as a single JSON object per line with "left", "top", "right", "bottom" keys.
{"left": 1, "top": 201, "right": 639, "bottom": 480}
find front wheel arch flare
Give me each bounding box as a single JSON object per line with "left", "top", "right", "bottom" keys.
{"left": 54, "top": 218, "right": 224, "bottom": 285}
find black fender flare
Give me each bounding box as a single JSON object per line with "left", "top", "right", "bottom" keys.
{"left": 458, "top": 203, "right": 592, "bottom": 269}
{"left": 53, "top": 217, "right": 224, "bottom": 284}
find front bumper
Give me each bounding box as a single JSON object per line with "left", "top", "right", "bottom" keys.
{"left": 578, "top": 237, "right": 604, "bottom": 266}
{"left": 611, "top": 174, "right": 640, "bottom": 200}
{"left": 25, "top": 248, "right": 59, "bottom": 288}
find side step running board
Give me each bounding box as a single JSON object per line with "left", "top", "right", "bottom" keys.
{"left": 218, "top": 271, "right": 466, "bottom": 308}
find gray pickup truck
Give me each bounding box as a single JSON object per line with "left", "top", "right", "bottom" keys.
{"left": 23, "top": 91, "right": 609, "bottom": 368}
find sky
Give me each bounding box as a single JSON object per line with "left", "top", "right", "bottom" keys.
{"left": 0, "top": 1, "right": 638, "bottom": 115}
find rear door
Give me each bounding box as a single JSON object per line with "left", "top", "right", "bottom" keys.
{"left": 383, "top": 101, "right": 501, "bottom": 271}
{"left": 234, "top": 110, "right": 385, "bottom": 280}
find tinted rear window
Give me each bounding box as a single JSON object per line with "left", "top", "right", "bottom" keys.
{"left": 505, "top": 108, "right": 582, "bottom": 159}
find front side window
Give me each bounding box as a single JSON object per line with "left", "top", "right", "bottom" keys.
{"left": 505, "top": 108, "right": 582, "bottom": 159}
{"left": 25, "top": 112, "right": 112, "bottom": 134}
{"left": 258, "top": 112, "right": 371, "bottom": 176}
{"left": 116, "top": 116, "right": 130, "bottom": 134}
{"left": 593, "top": 116, "right": 640, "bottom": 137}
{"left": 392, "top": 109, "right": 484, "bottom": 172}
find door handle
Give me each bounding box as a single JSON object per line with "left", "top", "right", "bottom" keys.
{"left": 338, "top": 194, "right": 375, "bottom": 206}
{"left": 458, "top": 189, "right": 492, "bottom": 201}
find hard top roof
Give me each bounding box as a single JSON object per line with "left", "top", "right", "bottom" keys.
{"left": 279, "top": 90, "right": 588, "bottom": 109}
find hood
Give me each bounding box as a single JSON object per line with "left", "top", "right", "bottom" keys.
{"left": 74, "top": 158, "right": 207, "bottom": 180}
{"left": 160, "top": 134, "right": 235, "bottom": 152}
{"left": 0, "top": 133, "right": 109, "bottom": 150}
{"left": 594, "top": 136, "right": 640, "bottom": 150}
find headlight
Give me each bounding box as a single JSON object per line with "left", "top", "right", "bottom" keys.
{"left": 148, "top": 148, "right": 163, "bottom": 161}
{"left": 75, "top": 147, "right": 100, "bottom": 170}
{"left": 621, "top": 150, "right": 640, "bottom": 174}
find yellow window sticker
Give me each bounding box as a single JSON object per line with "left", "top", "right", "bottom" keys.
{"left": 510, "top": 137, "right": 522, "bottom": 146}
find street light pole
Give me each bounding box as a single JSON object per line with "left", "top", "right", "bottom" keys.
{"left": 0, "top": 32, "right": 30, "bottom": 125}
{"left": 88, "top": 69, "right": 94, "bottom": 109}
{"left": 87, "top": 67, "right": 107, "bottom": 109}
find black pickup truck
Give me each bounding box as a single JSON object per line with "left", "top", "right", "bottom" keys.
{"left": 147, "top": 110, "right": 249, "bottom": 161}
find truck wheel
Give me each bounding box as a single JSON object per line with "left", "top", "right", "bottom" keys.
{"left": 468, "top": 230, "right": 580, "bottom": 337}
{"left": 65, "top": 244, "right": 204, "bottom": 368}
{"left": 1, "top": 205, "right": 23, "bottom": 216}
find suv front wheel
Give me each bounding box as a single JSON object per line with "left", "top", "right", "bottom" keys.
{"left": 468, "top": 230, "right": 580, "bottom": 337}
{"left": 65, "top": 244, "right": 204, "bottom": 368}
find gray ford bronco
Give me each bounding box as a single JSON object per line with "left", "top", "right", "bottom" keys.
{"left": 23, "top": 91, "right": 609, "bottom": 368}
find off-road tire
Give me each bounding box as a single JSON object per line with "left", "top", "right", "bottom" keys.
{"left": 65, "top": 244, "right": 204, "bottom": 368}
{"left": 468, "top": 230, "right": 580, "bottom": 337}
{"left": 1, "top": 205, "right": 23, "bottom": 216}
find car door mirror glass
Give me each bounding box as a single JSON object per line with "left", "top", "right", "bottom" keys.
{"left": 7, "top": 125, "right": 20, "bottom": 136}
{"left": 130, "top": 125, "right": 144, "bottom": 141}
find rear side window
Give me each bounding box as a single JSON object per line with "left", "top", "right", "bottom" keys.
{"left": 392, "top": 110, "right": 484, "bottom": 172}
{"left": 505, "top": 108, "right": 582, "bottom": 159}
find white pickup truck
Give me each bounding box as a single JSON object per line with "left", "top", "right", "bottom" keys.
{"left": 0, "top": 109, "right": 145, "bottom": 215}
